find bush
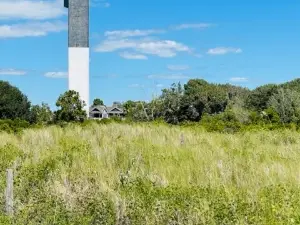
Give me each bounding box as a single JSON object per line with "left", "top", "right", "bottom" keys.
{"left": 0, "top": 119, "right": 30, "bottom": 134}
{"left": 29, "top": 103, "right": 53, "bottom": 125}
{"left": 263, "top": 108, "right": 281, "bottom": 123}
{"left": 268, "top": 88, "right": 300, "bottom": 123}
{"left": 200, "top": 112, "right": 243, "bottom": 133}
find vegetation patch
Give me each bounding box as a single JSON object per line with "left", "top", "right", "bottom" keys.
{"left": 0, "top": 124, "right": 300, "bottom": 224}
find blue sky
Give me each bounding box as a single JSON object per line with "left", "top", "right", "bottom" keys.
{"left": 0, "top": 0, "right": 299, "bottom": 107}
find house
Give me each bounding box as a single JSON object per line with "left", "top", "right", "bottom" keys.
{"left": 89, "top": 103, "right": 125, "bottom": 119}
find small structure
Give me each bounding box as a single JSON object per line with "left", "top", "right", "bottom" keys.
{"left": 89, "top": 103, "right": 125, "bottom": 119}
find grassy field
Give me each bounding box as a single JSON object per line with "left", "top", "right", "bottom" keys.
{"left": 1, "top": 123, "right": 300, "bottom": 224}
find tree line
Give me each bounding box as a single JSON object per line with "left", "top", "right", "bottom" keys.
{"left": 123, "top": 78, "right": 300, "bottom": 130}
{"left": 1, "top": 78, "right": 300, "bottom": 132}
{"left": 0, "top": 81, "right": 87, "bottom": 132}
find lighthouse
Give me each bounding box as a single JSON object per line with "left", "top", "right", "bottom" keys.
{"left": 64, "top": 0, "right": 90, "bottom": 114}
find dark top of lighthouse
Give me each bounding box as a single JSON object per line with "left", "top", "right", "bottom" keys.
{"left": 64, "top": 0, "right": 69, "bottom": 8}
{"left": 65, "top": 0, "right": 89, "bottom": 48}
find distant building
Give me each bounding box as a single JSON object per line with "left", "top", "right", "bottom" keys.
{"left": 89, "top": 103, "right": 125, "bottom": 119}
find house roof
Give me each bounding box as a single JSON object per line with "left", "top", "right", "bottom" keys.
{"left": 107, "top": 106, "right": 124, "bottom": 114}
{"left": 89, "top": 105, "right": 124, "bottom": 114}
{"left": 89, "top": 105, "right": 107, "bottom": 114}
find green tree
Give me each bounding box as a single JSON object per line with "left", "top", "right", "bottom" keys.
{"left": 0, "top": 81, "right": 31, "bottom": 121}
{"left": 132, "top": 101, "right": 150, "bottom": 121}
{"left": 29, "top": 103, "right": 53, "bottom": 125}
{"left": 54, "top": 90, "right": 87, "bottom": 122}
{"left": 123, "top": 100, "right": 135, "bottom": 115}
{"left": 157, "top": 80, "right": 248, "bottom": 124}
{"left": 182, "top": 79, "right": 229, "bottom": 120}
{"left": 262, "top": 108, "right": 281, "bottom": 124}
{"left": 267, "top": 88, "right": 300, "bottom": 123}
{"left": 246, "top": 84, "right": 278, "bottom": 111}
{"left": 226, "top": 91, "right": 251, "bottom": 124}
{"left": 147, "top": 98, "right": 164, "bottom": 120}
{"left": 93, "top": 98, "right": 104, "bottom": 106}
{"left": 123, "top": 99, "right": 163, "bottom": 122}
{"left": 123, "top": 101, "right": 149, "bottom": 121}
{"left": 280, "top": 78, "right": 300, "bottom": 93}
{"left": 160, "top": 83, "right": 184, "bottom": 124}
{"left": 225, "top": 103, "right": 250, "bottom": 124}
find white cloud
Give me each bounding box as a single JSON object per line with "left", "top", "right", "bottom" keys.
{"left": 44, "top": 72, "right": 68, "bottom": 79}
{"left": 120, "top": 52, "right": 148, "bottom": 60}
{"left": 129, "top": 84, "right": 144, "bottom": 88}
{"left": 148, "top": 74, "right": 190, "bottom": 79}
{"left": 95, "top": 39, "right": 135, "bottom": 52}
{"left": 156, "top": 84, "right": 164, "bottom": 88}
{"left": 229, "top": 77, "right": 249, "bottom": 82}
{"left": 139, "top": 40, "right": 190, "bottom": 57}
{"left": 97, "top": 23, "right": 203, "bottom": 58}
{"left": 173, "top": 23, "right": 213, "bottom": 30}
{"left": 0, "top": 69, "right": 26, "bottom": 75}
{"left": 105, "top": 29, "right": 164, "bottom": 39}
{"left": 207, "top": 47, "right": 242, "bottom": 55}
{"left": 0, "top": 0, "right": 66, "bottom": 20}
{"left": 167, "top": 65, "right": 190, "bottom": 71}
{"left": 0, "top": 21, "right": 67, "bottom": 38}
{"left": 95, "top": 39, "right": 191, "bottom": 58}
{"left": 0, "top": 1, "right": 67, "bottom": 39}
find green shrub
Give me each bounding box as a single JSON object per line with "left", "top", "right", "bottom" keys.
{"left": 263, "top": 108, "right": 281, "bottom": 123}
{"left": 0, "top": 119, "right": 30, "bottom": 134}
{"left": 200, "top": 112, "right": 243, "bottom": 133}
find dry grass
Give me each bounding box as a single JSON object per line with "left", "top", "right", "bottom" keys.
{"left": 1, "top": 123, "right": 300, "bottom": 224}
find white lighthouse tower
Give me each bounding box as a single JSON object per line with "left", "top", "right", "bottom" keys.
{"left": 64, "top": 0, "right": 90, "bottom": 114}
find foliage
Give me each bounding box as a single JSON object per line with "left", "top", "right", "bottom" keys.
{"left": 267, "top": 88, "right": 300, "bottom": 123}
{"left": 123, "top": 100, "right": 135, "bottom": 117}
{"left": 3, "top": 77, "right": 300, "bottom": 129}
{"left": 123, "top": 100, "right": 162, "bottom": 122}
{"left": 93, "top": 98, "right": 104, "bottom": 106}
{"left": 280, "top": 78, "right": 300, "bottom": 92}
{"left": 54, "top": 90, "right": 87, "bottom": 122}
{"left": 137, "top": 79, "right": 251, "bottom": 125}
{"left": 0, "top": 81, "right": 31, "bottom": 121}
{"left": 184, "top": 79, "right": 229, "bottom": 115}
{"left": 226, "top": 104, "right": 250, "bottom": 124}
{"left": 200, "top": 112, "right": 242, "bottom": 133}
{"left": 246, "top": 84, "right": 278, "bottom": 111}
{"left": 0, "top": 119, "right": 30, "bottom": 134}
{"left": 160, "top": 83, "right": 184, "bottom": 124}
{"left": 262, "top": 108, "right": 281, "bottom": 124}
{"left": 29, "top": 102, "right": 53, "bottom": 125}
{"left": 123, "top": 78, "right": 300, "bottom": 127}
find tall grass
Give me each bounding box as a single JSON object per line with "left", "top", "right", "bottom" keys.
{"left": 1, "top": 123, "right": 300, "bottom": 224}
